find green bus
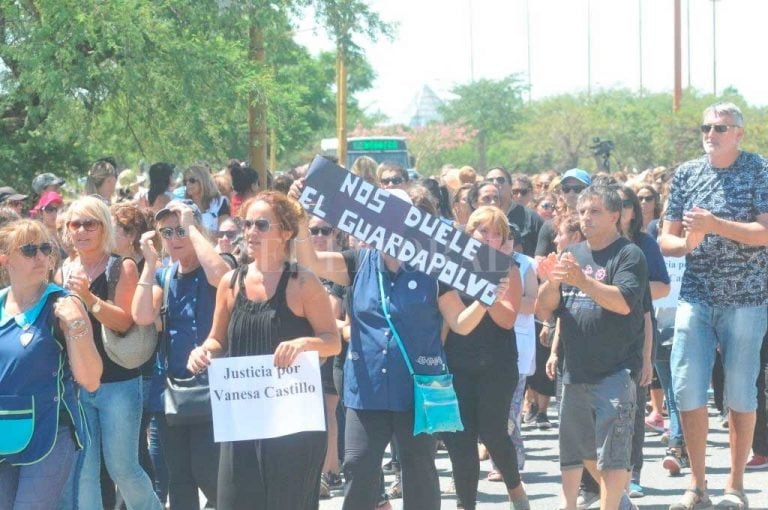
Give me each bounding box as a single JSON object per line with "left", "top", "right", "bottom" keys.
{"left": 320, "top": 136, "right": 414, "bottom": 173}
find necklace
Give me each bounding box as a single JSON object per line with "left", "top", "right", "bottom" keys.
{"left": 80, "top": 253, "right": 109, "bottom": 282}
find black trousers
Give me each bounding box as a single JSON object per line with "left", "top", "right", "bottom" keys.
{"left": 341, "top": 408, "right": 439, "bottom": 510}
{"left": 164, "top": 420, "right": 219, "bottom": 509}
{"left": 443, "top": 368, "right": 521, "bottom": 510}
{"left": 753, "top": 332, "right": 768, "bottom": 456}
{"left": 217, "top": 430, "right": 326, "bottom": 510}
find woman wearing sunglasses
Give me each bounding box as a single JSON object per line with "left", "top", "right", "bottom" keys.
{"left": 183, "top": 164, "right": 231, "bottom": 234}
{"left": 186, "top": 191, "right": 340, "bottom": 510}
{"left": 133, "top": 199, "right": 231, "bottom": 509}
{"left": 0, "top": 219, "right": 102, "bottom": 509}
{"left": 635, "top": 184, "right": 662, "bottom": 233}
{"left": 59, "top": 196, "right": 162, "bottom": 510}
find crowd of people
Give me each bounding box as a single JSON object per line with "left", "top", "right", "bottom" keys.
{"left": 1, "top": 101, "right": 766, "bottom": 510}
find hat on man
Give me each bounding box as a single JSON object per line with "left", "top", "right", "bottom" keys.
{"left": 561, "top": 168, "right": 592, "bottom": 186}
{"left": 155, "top": 199, "right": 203, "bottom": 223}
{"left": 34, "top": 191, "right": 64, "bottom": 211}
{"left": 0, "top": 187, "right": 28, "bottom": 204}
{"left": 32, "top": 173, "right": 66, "bottom": 194}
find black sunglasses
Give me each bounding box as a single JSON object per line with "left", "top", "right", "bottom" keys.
{"left": 217, "top": 230, "right": 238, "bottom": 240}
{"left": 67, "top": 219, "right": 100, "bottom": 232}
{"left": 561, "top": 185, "right": 586, "bottom": 194}
{"left": 42, "top": 205, "right": 59, "bottom": 213}
{"left": 20, "top": 242, "right": 53, "bottom": 258}
{"left": 380, "top": 176, "right": 404, "bottom": 186}
{"left": 700, "top": 124, "right": 739, "bottom": 134}
{"left": 485, "top": 176, "right": 508, "bottom": 185}
{"left": 159, "top": 226, "right": 187, "bottom": 240}
{"left": 511, "top": 188, "right": 531, "bottom": 196}
{"left": 242, "top": 219, "right": 272, "bottom": 232}
{"left": 309, "top": 226, "right": 333, "bottom": 236}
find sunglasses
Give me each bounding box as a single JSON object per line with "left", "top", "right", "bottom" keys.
{"left": 159, "top": 226, "right": 187, "bottom": 240}
{"left": 67, "top": 219, "right": 101, "bottom": 231}
{"left": 42, "top": 205, "right": 59, "bottom": 213}
{"left": 621, "top": 199, "right": 634, "bottom": 209}
{"left": 479, "top": 195, "right": 500, "bottom": 204}
{"left": 309, "top": 226, "right": 333, "bottom": 236}
{"left": 511, "top": 188, "right": 531, "bottom": 196}
{"left": 561, "top": 185, "right": 586, "bottom": 194}
{"left": 217, "top": 230, "right": 239, "bottom": 240}
{"left": 241, "top": 219, "right": 272, "bottom": 232}
{"left": 380, "top": 177, "right": 404, "bottom": 186}
{"left": 700, "top": 124, "right": 739, "bottom": 134}
{"left": 638, "top": 195, "right": 656, "bottom": 203}
{"left": 183, "top": 177, "right": 199, "bottom": 185}
{"left": 539, "top": 202, "right": 555, "bottom": 210}
{"left": 20, "top": 242, "right": 53, "bottom": 258}
{"left": 485, "top": 176, "right": 508, "bottom": 185}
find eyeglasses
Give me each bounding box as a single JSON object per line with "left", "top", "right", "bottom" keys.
{"left": 159, "top": 226, "right": 187, "bottom": 240}
{"left": 485, "top": 176, "right": 508, "bottom": 185}
{"left": 241, "top": 218, "right": 272, "bottom": 232}
{"left": 700, "top": 124, "right": 740, "bottom": 134}
{"left": 67, "top": 219, "right": 101, "bottom": 232}
{"left": 539, "top": 202, "right": 555, "bottom": 210}
{"left": 309, "top": 226, "right": 333, "bottom": 236}
{"left": 183, "top": 177, "right": 199, "bottom": 185}
{"left": 621, "top": 199, "right": 634, "bottom": 209}
{"left": 217, "top": 230, "right": 238, "bottom": 240}
{"left": 42, "top": 205, "right": 59, "bottom": 213}
{"left": 511, "top": 188, "right": 531, "bottom": 196}
{"left": 479, "top": 195, "right": 500, "bottom": 205}
{"left": 638, "top": 195, "right": 656, "bottom": 203}
{"left": 561, "top": 185, "right": 586, "bottom": 194}
{"left": 380, "top": 177, "right": 404, "bottom": 186}
{"left": 20, "top": 242, "right": 53, "bottom": 258}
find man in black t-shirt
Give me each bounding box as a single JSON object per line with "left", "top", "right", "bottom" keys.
{"left": 485, "top": 167, "right": 543, "bottom": 257}
{"left": 537, "top": 185, "right": 648, "bottom": 510}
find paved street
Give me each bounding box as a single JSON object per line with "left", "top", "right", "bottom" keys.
{"left": 320, "top": 405, "right": 768, "bottom": 510}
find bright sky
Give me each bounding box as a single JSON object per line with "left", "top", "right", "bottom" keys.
{"left": 296, "top": 0, "right": 768, "bottom": 125}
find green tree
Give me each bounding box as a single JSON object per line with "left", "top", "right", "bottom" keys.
{"left": 440, "top": 75, "right": 527, "bottom": 172}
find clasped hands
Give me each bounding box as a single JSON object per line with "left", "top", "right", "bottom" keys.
{"left": 537, "top": 252, "right": 587, "bottom": 288}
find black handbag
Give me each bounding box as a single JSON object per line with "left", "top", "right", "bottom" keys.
{"left": 159, "top": 263, "right": 212, "bottom": 426}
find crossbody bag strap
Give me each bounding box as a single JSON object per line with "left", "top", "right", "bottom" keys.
{"left": 159, "top": 262, "right": 176, "bottom": 369}
{"left": 377, "top": 269, "right": 415, "bottom": 377}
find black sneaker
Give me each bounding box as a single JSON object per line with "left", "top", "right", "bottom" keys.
{"left": 382, "top": 460, "right": 400, "bottom": 474}
{"left": 523, "top": 402, "right": 539, "bottom": 425}
{"left": 326, "top": 471, "right": 343, "bottom": 488}
{"left": 536, "top": 412, "right": 552, "bottom": 430}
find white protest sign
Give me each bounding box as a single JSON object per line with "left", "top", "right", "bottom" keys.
{"left": 208, "top": 352, "right": 325, "bottom": 442}
{"left": 653, "top": 256, "right": 686, "bottom": 310}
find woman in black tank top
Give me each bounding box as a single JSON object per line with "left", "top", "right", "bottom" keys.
{"left": 187, "top": 192, "right": 340, "bottom": 510}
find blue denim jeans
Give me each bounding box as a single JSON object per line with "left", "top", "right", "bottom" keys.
{"left": 0, "top": 426, "right": 76, "bottom": 509}
{"left": 671, "top": 302, "right": 768, "bottom": 413}
{"left": 74, "top": 377, "right": 162, "bottom": 510}
{"left": 654, "top": 355, "right": 684, "bottom": 448}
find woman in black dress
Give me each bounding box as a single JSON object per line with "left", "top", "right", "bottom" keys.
{"left": 187, "top": 191, "right": 340, "bottom": 510}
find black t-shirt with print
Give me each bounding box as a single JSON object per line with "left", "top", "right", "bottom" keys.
{"left": 557, "top": 237, "right": 648, "bottom": 384}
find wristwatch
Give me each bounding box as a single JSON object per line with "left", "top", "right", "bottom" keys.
{"left": 90, "top": 299, "right": 103, "bottom": 315}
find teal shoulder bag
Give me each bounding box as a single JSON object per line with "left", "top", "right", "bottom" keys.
{"left": 377, "top": 270, "right": 464, "bottom": 436}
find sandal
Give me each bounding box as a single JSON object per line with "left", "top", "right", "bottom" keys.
{"left": 487, "top": 469, "right": 504, "bottom": 482}
{"left": 717, "top": 489, "right": 748, "bottom": 509}
{"left": 670, "top": 487, "right": 713, "bottom": 510}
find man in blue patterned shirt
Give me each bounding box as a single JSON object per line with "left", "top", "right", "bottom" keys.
{"left": 660, "top": 102, "right": 768, "bottom": 510}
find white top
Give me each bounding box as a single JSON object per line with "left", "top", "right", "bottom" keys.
{"left": 513, "top": 252, "right": 537, "bottom": 377}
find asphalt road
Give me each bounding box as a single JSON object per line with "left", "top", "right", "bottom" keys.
{"left": 319, "top": 405, "right": 768, "bottom": 510}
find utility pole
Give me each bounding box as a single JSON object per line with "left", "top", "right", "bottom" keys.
{"left": 526, "top": 0, "right": 532, "bottom": 103}
{"left": 674, "top": 0, "right": 682, "bottom": 112}
{"left": 468, "top": 0, "right": 475, "bottom": 82}
{"left": 712, "top": 0, "right": 718, "bottom": 96}
{"left": 587, "top": 0, "right": 592, "bottom": 97}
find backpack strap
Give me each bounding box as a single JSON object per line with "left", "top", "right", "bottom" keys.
{"left": 104, "top": 255, "right": 123, "bottom": 302}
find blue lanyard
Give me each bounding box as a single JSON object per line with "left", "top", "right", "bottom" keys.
{"left": 377, "top": 269, "right": 416, "bottom": 377}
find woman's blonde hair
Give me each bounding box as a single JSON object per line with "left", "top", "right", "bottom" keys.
{"left": 184, "top": 163, "right": 221, "bottom": 211}
{"left": 465, "top": 206, "right": 510, "bottom": 241}
{"left": 62, "top": 196, "right": 115, "bottom": 255}
{"left": 0, "top": 220, "right": 58, "bottom": 282}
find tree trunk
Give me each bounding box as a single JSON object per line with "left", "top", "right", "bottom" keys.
{"left": 248, "top": 22, "right": 268, "bottom": 189}
{"left": 336, "top": 41, "right": 348, "bottom": 168}
{"left": 476, "top": 131, "right": 487, "bottom": 172}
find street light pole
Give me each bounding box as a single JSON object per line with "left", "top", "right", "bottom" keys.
{"left": 638, "top": 0, "right": 643, "bottom": 96}
{"left": 587, "top": 0, "right": 592, "bottom": 97}
{"left": 712, "top": 0, "right": 719, "bottom": 96}
{"left": 526, "top": 0, "right": 532, "bottom": 103}
{"left": 468, "top": 0, "right": 475, "bottom": 82}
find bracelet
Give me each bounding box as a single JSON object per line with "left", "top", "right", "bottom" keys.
{"left": 67, "top": 327, "right": 89, "bottom": 341}
{"left": 66, "top": 319, "right": 87, "bottom": 332}
{"left": 137, "top": 281, "right": 154, "bottom": 287}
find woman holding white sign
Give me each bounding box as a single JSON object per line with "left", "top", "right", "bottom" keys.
{"left": 288, "top": 181, "right": 512, "bottom": 510}
{"left": 187, "top": 191, "right": 340, "bottom": 510}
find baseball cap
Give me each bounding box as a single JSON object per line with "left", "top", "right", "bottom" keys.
{"left": 561, "top": 168, "right": 592, "bottom": 186}
{"left": 155, "top": 199, "right": 203, "bottom": 223}
{"left": 32, "top": 173, "right": 65, "bottom": 194}
{"left": 0, "top": 187, "right": 28, "bottom": 203}
{"left": 35, "top": 191, "right": 64, "bottom": 210}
